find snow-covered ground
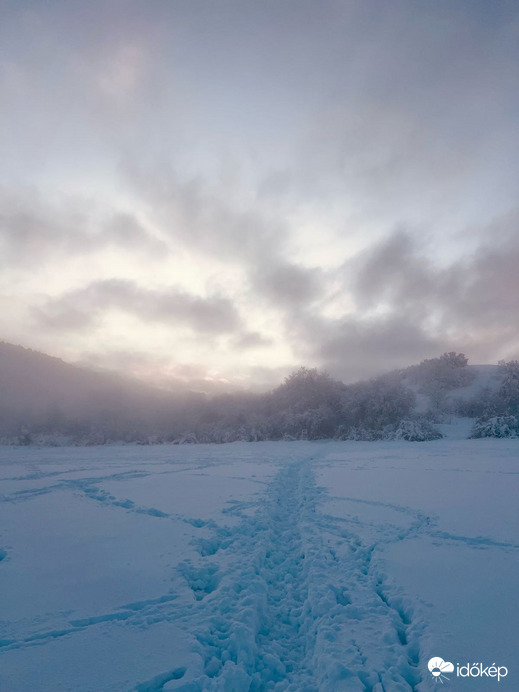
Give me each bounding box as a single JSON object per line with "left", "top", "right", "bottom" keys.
{"left": 0, "top": 434, "right": 517, "bottom": 691}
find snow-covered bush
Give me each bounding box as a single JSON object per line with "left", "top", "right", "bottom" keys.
{"left": 345, "top": 427, "right": 377, "bottom": 441}
{"left": 173, "top": 432, "right": 199, "bottom": 444}
{"left": 31, "top": 432, "right": 75, "bottom": 447}
{"left": 470, "top": 416, "right": 519, "bottom": 439}
{"left": 333, "top": 419, "right": 442, "bottom": 442}
{"left": 393, "top": 419, "right": 443, "bottom": 442}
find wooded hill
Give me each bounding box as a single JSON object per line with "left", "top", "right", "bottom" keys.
{"left": 1, "top": 342, "right": 517, "bottom": 445}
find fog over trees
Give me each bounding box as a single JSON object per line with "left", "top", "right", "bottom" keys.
{"left": 1, "top": 342, "right": 518, "bottom": 445}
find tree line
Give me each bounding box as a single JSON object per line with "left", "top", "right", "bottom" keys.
{"left": 4, "top": 351, "right": 518, "bottom": 445}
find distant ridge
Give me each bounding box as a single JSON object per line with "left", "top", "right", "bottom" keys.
{"left": 0, "top": 341, "right": 184, "bottom": 442}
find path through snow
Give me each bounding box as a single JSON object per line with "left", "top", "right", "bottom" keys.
{"left": 152, "top": 453, "right": 423, "bottom": 691}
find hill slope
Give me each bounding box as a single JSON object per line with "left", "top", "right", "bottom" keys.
{"left": 0, "top": 342, "right": 189, "bottom": 441}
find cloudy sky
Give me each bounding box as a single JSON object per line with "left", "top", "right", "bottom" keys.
{"left": 1, "top": 1, "right": 518, "bottom": 390}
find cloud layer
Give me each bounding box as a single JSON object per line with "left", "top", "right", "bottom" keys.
{"left": 1, "top": 1, "right": 518, "bottom": 388}
{"left": 34, "top": 280, "right": 242, "bottom": 335}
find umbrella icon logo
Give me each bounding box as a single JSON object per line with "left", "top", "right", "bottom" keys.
{"left": 428, "top": 657, "right": 454, "bottom": 683}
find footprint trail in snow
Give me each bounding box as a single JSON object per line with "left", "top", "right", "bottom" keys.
{"left": 153, "top": 455, "right": 424, "bottom": 691}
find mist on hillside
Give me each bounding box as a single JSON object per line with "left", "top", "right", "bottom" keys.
{"left": 1, "top": 342, "right": 517, "bottom": 446}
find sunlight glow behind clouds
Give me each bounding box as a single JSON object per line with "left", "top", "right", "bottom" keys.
{"left": 1, "top": 1, "right": 518, "bottom": 389}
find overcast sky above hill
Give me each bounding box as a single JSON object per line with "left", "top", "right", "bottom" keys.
{"left": 1, "top": 0, "right": 518, "bottom": 390}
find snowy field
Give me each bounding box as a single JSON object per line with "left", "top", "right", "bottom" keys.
{"left": 0, "top": 434, "right": 517, "bottom": 691}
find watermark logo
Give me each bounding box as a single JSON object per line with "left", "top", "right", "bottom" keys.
{"left": 457, "top": 662, "right": 508, "bottom": 682}
{"left": 428, "top": 657, "right": 454, "bottom": 683}
{"left": 427, "top": 657, "right": 509, "bottom": 683}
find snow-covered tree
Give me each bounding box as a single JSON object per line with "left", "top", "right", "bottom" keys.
{"left": 272, "top": 367, "right": 343, "bottom": 414}
{"left": 497, "top": 360, "right": 519, "bottom": 415}
{"left": 340, "top": 375, "right": 415, "bottom": 431}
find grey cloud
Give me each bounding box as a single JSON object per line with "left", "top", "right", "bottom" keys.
{"left": 0, "top": 187, "right": 168, "bottom": 268}
{"left": 268, "top": 100, "right": 502, "bottom": 243}
{"left": 350, "top": 217, "right": 519, "bottom": 338}
{"left": 34, "top": 302, "right": 96, "bottom": 332}
{"left": 33, "top": 280, "right": 242, "bottom": 335}
{"left": 256, "top": 2, "right": 519, "bottom": 238}
{"left": 103, "top": 212, "right": 168, "bottom": 255}
{"left": 232, "top": 331, "right": 272, "bottom": 350}
{"left": 2, "top": 1, "right": 518, "bottom": 385}
{"left": 292, "top": 216, "right": 519, "bottom": 379}
{"left": 123, "top": 163, "right": 328, "bottom": 311}
{"left": 251, "top": 262, "right": 323, "bottom": 309}
{"left": 349, "top": 231, "right": 437, "bottom": 314}
{"left": 122, "top": 163, "right": 288, "bottom": 265}
{"left": 293, "top": 312, "right": 443, "bottom": 382}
